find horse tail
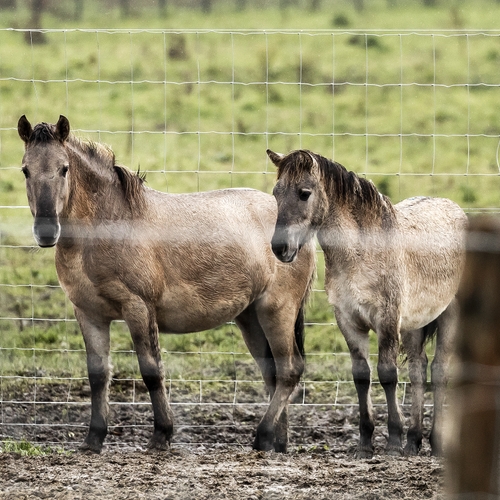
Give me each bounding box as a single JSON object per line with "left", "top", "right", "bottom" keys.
{"left": 422, "top": 318, "right": 439, "bottom": 344}
{"left": 294, "top": 263, "right": 315, "bottom": 362}
{"left": 294, "top": 301, "right": 306, "bottom": 361}
{"left": 401, "top": 319, "right": 439, "bottom": 365}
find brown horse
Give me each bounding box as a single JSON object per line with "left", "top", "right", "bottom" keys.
{"left": 17, "top": 115, "right": 316, "bottom": 454}
{"left": 269, "top": 148, "right": 467, "bottom": 458}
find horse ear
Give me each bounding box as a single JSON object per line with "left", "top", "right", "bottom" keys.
{"left": 267, "top": 149, "right": 284, "bottom": 167}
{"left": 18, "top": 115, "right": 33, "bottom": 144}
{"left": 55, "top": 115, "right": 70, "bottom": 142}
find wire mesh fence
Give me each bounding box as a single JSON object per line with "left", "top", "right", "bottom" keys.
{"left": 1, "top": 28, "right": 499, "bottom": 449}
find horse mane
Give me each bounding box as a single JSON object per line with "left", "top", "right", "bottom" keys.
{"left": 277, "top": 149, "right": 396, "bottom": 226}
{"left": 28, "top": 122, "right": 146, "bottom": 214}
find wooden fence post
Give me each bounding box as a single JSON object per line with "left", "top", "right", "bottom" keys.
{"left": 447, "top": 216, "right": 500, "bottom": 497}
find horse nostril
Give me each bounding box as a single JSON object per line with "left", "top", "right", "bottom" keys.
{"left": 272, "top": 243, "right": 292, "bottom": 262}
{"left": 272, "top": 244, "right": 284, "bottom": 259}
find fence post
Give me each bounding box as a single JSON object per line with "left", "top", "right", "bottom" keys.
{"left": 447, "top": 216, "right": 500, "bottom": 497}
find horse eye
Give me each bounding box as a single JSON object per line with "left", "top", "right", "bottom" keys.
{"left": 298, "top": 189, "right": 312, "bottom": 202}
{"left": 61, "top": 165, "right": 69, "bottom": 177}
{"left": 21, "top": 166, "right": 30, "bottom": 179}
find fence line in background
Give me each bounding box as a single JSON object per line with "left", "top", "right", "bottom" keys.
{"left": 1, "top": 28, "right": 500, "bottom": 447}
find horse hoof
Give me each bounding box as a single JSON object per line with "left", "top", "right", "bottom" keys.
{"left": 147, "top": 440, "right": 169, "bottom": 452}
{"left": 253, "top": 434, "right": 274, "bottom": 452}
{"left": 385, "top": 446, "right": 403, "bottom": 457}
{"left": 355, "top": 447, "right": 374, "bottom": 459}
{"left": 273, "top": 441, "right": 288, "bottom": 453}
{"left": 403, "top": 443, "right": 420, "bottom": 456}
{"left": 79, "top": 442, "right": 102, "bottom": 454}
{"left": 253, "top": 440, "right": 274, "bottom": 452}
{"left": 253, "top": 425, "right": 275, "bottom": 452}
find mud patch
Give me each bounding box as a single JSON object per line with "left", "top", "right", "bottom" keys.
{"left": 0, "top": 383, "right": 444, "bottom": 499}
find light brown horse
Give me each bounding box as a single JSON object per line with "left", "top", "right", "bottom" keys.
{"left": 17, "top": 115, "right": 316, "bottom": 454}
{"left": 269, "top": 148, "right": 467, "bottom": 458}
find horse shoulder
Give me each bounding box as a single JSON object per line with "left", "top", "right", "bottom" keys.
{"left": 55, "top": 246, "right": 121, "bottom": 319}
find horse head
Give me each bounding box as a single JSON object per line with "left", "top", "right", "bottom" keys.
{"left": 18, "top": 115, "right": 71, "bottom": 247}
{"left": 268, "top": 148, "right": 327, "bottom": 263}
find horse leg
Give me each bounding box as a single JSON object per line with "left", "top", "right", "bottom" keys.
{"left": 430, "top": 298, "right": 458, "bottom": 456}
{"left": 377, "top": 323, "right": 404, "bottom": 456}
{"left": 251, "top": 298, "right": 305, "bottom": 453}
{"left": 402, "top": 328, "right": 427, "bottom": 455}
{"left": 236, "top": 305, "right": 288, "bottom": 451}
{"left": 336, "top": 311, "right": 374, "bottom": 458}
{"left": 74, "top": 307, "right": 112, "bottom": 454}
{"left": 123, "top": 299, "right": 173, "bottom": 451}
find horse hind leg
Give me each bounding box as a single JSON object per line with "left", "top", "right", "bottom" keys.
{"left": 123, "top": 299, "right": 174, "bottom": 451}
{"left": 236, "top": 305, "right": 282, "bottom": 451}
{"left": 401, "top": 327, "right": 428, "bottom": 456}
{"left": 242, "top": 298, "right": 305, "bottom": 453}
{"left": 429, "top": 298, "right": 459, "bottom": 456}
{"left": 74, "top": 307, "right": 112, "bottom": 454}
{"left": 377, "top": 322, "right": 405, "bottom": 456}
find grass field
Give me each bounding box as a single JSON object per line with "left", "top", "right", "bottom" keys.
{"left": 1, "top": 0, "right": 499, "bottom": 404}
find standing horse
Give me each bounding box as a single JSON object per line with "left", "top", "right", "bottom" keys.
{"left": 17, "top": 115, "right": 316, "bottom": 454}
{"left": 268, "top": 148, "right": 466, "bottom": 458}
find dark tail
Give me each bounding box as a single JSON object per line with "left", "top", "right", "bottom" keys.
{"left": 401, "top": 318, "right": 439, "bottom": 364}
{"left": 422, "top": 318, "right": 439, "bottom": 344}
{"left": 294, "top": 302, "right": 306, "bottom": 361}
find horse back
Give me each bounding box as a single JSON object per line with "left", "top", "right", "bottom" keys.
{"left": 395, "top": 196, "right": 467, "bottom": 331}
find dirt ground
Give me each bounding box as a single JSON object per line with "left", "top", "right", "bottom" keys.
{"left": 0, "top": 383, "right": 445, "bottom": 499}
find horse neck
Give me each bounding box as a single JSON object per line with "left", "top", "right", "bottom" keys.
{"left": 317, "top": 175, "right": 397, "bottom": 258}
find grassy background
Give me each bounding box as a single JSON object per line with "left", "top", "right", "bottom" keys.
{"left": 1, "top": 0, "right": 500, "bottom": 411}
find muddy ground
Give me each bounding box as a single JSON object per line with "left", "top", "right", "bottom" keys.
{"left": 0, "top": 383, "right": 445, "bottom": 499}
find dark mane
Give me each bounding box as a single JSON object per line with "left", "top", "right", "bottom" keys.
{"left": 277, "top": 149, "right": 396, "bottom": 224}
{"left": 69, "top": 135, "right": 146, "bottom": 214}
{"left": 114, "top": 165, "right": 147, "bottom": 213}
{"left": 28, "top": 123, "right": 146, "bottom": 213}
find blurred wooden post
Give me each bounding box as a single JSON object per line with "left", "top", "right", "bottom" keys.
{"left": 447, "top": 216, "right": 500, "bottom": 496}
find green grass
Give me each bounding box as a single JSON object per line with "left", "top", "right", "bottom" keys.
{"left": 0, "top": 0, "right": 498, "bottom": 393}
{"left": 1, "top": 438, "right": 70, "bottom": 455}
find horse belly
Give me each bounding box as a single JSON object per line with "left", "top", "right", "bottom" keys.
{"left": 400, "top": 296, "right": 449, "bottom": 332}
{"left": 155, "top": 255, "right": 272, "bottom": 334}
{"left": 400, "top": 254, "right": 463, "bottom": 331}
{"left": 156, "top": 287, "right": 255, "bottom": 334}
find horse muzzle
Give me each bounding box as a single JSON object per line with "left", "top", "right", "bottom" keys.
{"left": 271, "top": 231, "right": 299, "bottom": 263}
{"left": 272, "top": 243, "right": 298, "bottom": 263}
{"left": 33, "top": 216, "right": 61, "bottom": 247}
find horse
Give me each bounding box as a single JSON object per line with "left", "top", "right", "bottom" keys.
{"left": 17, "top": 115, "right": 316, "bottom": 454}
{"left": 268, "top": 148, "right": 467, "bottom": 458}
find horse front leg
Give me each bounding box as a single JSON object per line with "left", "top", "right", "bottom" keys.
{"left": 378, "top": 326, "right": 404, "bottom": 456}
{"left": 124, "top": 300, "right": 173, "bottom": 451}
{"left": 337, "top": 313, "right": 375, "bottom": 458}
{"left": 75, "top": 307, "right": 112, "bottom": 454}
{"left": 402, "top": 329, "right": 427, "bottom": 456}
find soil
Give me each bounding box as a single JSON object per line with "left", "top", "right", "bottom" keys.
{"left": 0, "top": 383, "right": 445, "bottom": 499}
